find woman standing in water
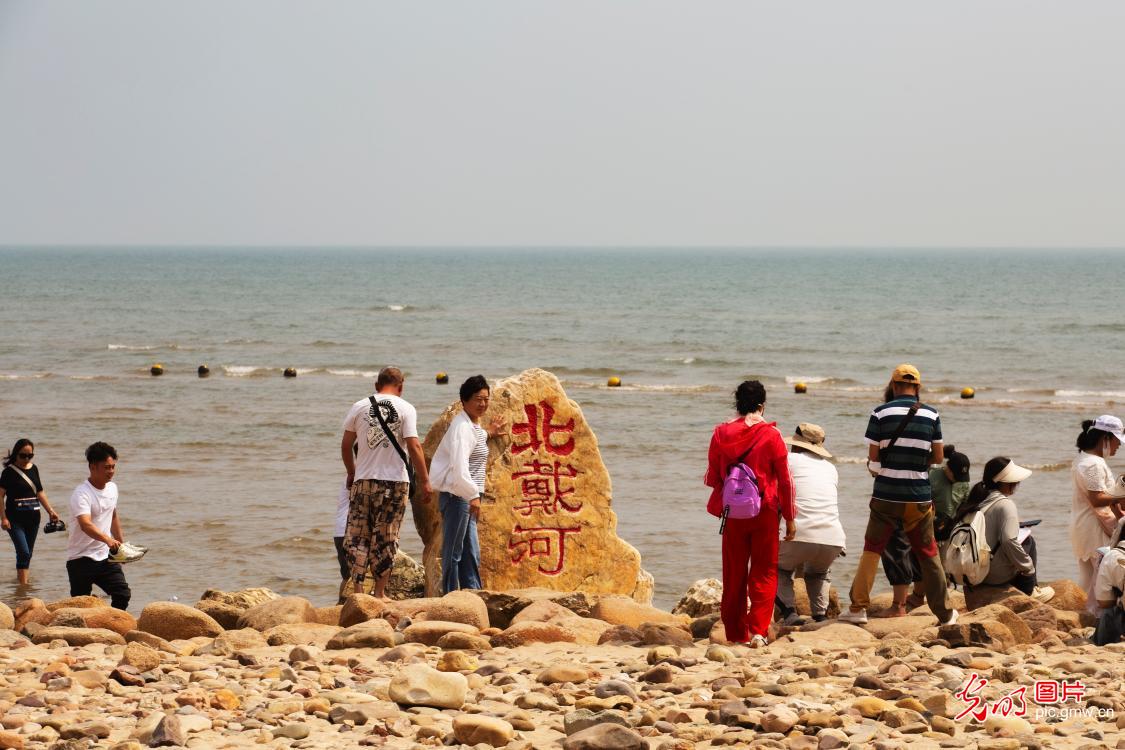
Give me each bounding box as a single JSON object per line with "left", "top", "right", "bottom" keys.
{"left": 0, "top": 439, "right": 63, "bottom": 585}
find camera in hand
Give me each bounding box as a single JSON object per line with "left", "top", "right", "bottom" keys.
{"left": 44, "top": 518, "right": 67, "bottom": 534}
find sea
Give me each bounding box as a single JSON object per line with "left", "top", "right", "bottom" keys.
{"left": 1, "top": 247, "right": 1122, "bottom": 612}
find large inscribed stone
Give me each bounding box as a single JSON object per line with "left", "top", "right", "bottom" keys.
{"left": 412, "top": 368, "right": 651, "bottom": 602}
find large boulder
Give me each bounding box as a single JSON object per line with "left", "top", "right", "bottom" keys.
{"left": 264, "top": 623, "right": 342, "bottom": 647}
{"left": 470, "top": 588, "right": 595, "bottom": 629}
{"left": 339, "top": 594, "right": 394, "bottom": 628}
{"left": 961, "top": 603, "right": 1033, "bottom": 645}
{"left": 964, "top": 584, "right": 1025, "bottom": 611}
{"left": 326, "top": 620, "right": 396, "bottom": 650}
{"left": 194, "top": 601, "right": 243, "bottom": 630}
{"left": 32, "top": 626, "right": 125, "bottom": 646}
{"left": 196, "top": 628, "right": 269, "bottom": 656}
{"left": 198, "top": 587, "right": 279, "bottom": 610}
{"left": 411, "top": 369, "right": 651, "bottom": 602}
{"left": 672, "top": 578, "right": 722, "bottom": 618}
{"left": 45, "top": 595, "right": 105, "bottom": 612}
{"left": 591, "top": 596, "right": 689, "bottom": 629}
{"left": 50, "top": 607, "right": 136, "bottom": 636}
{"left": 1043, "top": 580, "right": 1087, "bottom": 613}
{"left": 0, "top": 601, "right": 13, "bottom": 630}
{"left": 402, "top": 621, "right": 479, "bottom": 647}
{"left": 416, "top": 591, "right": 490, "bottom": 630}
{"left": 137, "top": 602, "right": 223, "bottom": 641}
{"left": 14, "top": 599, "right": 52, "bottom": 632}
{"left": 388, "top": 664, "right": 467, "bottom": 709}
{"left": 387, "top": 551, "right": 426, "bottom": 599}
{"left": 491, "top": 620, "right": 578, "bottom": 647}
{"left": 236, "top": 597, "right": 317, "bottom": 631}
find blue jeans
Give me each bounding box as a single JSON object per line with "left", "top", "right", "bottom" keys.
{"left": 6, "top": 509, "right": 40, "bottom": 570}
{"left": 439, "top": 492, "right": 481, "bottom": 593}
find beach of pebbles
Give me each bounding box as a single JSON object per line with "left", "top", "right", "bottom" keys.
{"left": 0, "top": 579, "right": 1120, "bottom": 749}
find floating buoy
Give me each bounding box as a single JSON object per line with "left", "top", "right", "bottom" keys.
{"left": 961, "top": 387, "right": 975, "bottom": 399}
{"left": 197, "top": 364, "right": 210, "bottom": 378}
{"left": 607, "top": 376, "right": 622, "bottom": 387}
{"left": 794, "top": 382, "right": 807, "bottom": 394}
{"left": 283, "top": 367, "right": 297, "bottom": 378}
{"left": 150, "top": 364, "right": 164, "bottom": 377}
{"left": 436, "top": 372, "right": 449, "bottom": 384}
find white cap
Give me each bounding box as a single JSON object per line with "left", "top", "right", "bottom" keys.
{"left": 1093, "top": 414, "right": 1125, "bottom": 446}
{"left": 994, "top": 460, "right": 1032, "bottom": 484}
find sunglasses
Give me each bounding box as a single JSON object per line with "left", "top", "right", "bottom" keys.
{"left": 17, "top": 453, "right": 33, "bottom": 460}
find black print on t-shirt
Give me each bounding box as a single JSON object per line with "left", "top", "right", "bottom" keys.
{"left": 366, "top": 399, "right": 402, "bottom": 450}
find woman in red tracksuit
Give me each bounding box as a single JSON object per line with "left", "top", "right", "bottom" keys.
{"left": 705, "top": 380, "right": 796, "bottom": 647}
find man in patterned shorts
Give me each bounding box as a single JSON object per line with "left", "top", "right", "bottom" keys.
{"left": 341, "top": 367, "right": 432, "bottom": 599}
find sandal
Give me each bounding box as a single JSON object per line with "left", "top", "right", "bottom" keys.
{"left": 904, "top": 593, "right": 926, "bottom": 610}
{"left": 873, "top": 603, "right": 908, "bottom": 618}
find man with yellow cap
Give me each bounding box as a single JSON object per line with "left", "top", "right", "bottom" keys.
{"left": 840, "top": 364, "right": 957, "bottom": 626}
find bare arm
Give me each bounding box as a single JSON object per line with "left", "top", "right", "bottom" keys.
{"left": 930, "top": 442, "right": 944, "bottom": 466}
{"left": 406, "top": 437, "right": 433, "bottom": 497}
{"left": 37, "top": 491, "right": 59, "bottom": 520}
{"left": 341, "top": 430, "right": 357, "bottom": 488}
{"left": 111, "top": 509, "right": 123, "bottom": 546}
{"left": 0, "top": 488, "right": 6, "bottom": 529}
{"left": 77, "top": 512, "right": 122, "bottom": 550}
{"left": 1085, "top": 489, "right": 1121, "bottom": 509}
{"left": 867, "top": 444, "right": 881, "bottom": 477}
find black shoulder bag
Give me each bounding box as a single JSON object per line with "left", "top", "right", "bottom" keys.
{"left": 369, "top": 396, "right": 416, "bottom": 499}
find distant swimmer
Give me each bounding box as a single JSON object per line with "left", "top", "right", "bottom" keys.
{"left": 341, "top": 367, "right": 432, "bottom": 600}
{"left": 0, "top": 438, "right": 64, "bottom": 586}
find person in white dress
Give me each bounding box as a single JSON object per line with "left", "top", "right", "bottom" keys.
{"left": 1071, "top": 415, "right": 1125, "bottom": 605}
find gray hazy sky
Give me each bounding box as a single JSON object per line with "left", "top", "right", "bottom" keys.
{"left": 2, "top": 2, "right": 1124, "bottom": 247}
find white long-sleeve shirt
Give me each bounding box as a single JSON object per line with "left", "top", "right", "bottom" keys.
{"left": 430, "top": 411, "right": 488, "bottom": 500}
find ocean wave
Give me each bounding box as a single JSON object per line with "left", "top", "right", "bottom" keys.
{"left": 108, "top": 343, "right": 193, "bottom": 351}
{"left": 310, "top": 340, "right": 350, "bottom": 347}
{"left": 326, "top": 369, "right": 379, "bottom": 378}
{"left": 833, "top": 456, "right": 868, "bottom": 465}
{"left": 222, "top": 365, "right": 273, "bottom": 378}
{"left": 1022, "top": 461, "right": 1069, "bottom": 472}
{"left": 548, "top": 366, "right": 643, "bottom": 377}
{"left": 1055, "top": 389, "right": 1125, "bottom": 399}
{"left": 224, "top": 338, "right": 271, "bottom": 345}
{"left": 69, "top": 375, "right": 116, "bottom": 381}
{"left": 562, "top": 380, "right": 722, "bottom": 394}
{"left": 0, "top": 373, "right": 52, "bottom": 380}
{"left": 142, "top": 467, "right": 191, "bottom": 476}
{"left": 784, "top": 375, "right": 863, "bottom": 386}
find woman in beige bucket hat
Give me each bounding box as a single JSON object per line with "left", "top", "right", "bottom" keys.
{"left": 775, "top": 423, "right": 846, "bottom": 625}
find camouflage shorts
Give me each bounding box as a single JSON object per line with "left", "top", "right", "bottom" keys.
{"left": 343, "top": 479, "right": 408, "bottom": 588}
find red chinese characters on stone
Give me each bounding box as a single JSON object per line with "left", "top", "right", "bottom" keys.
{"left": 511, "top": 459, "right": 582, "bottom": 516}
{"left": 511, "top": 400, "right": 575, "bottom": 456}
{"left": 508, "top": 525, "right": 582, "bottom": 575}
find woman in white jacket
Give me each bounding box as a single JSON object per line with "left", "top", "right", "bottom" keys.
{"left": 429, "top": 376, "right": 504, "bottom": 593}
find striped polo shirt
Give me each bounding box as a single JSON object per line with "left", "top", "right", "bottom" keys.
{"left": 865, "top": 396, "right": 942, "bottom": 502}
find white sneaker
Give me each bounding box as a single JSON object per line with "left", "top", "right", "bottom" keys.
{"left": 838, "top": 609, "right": 868, "bottom": 625}
{"left": 1031, "top": 586, "right": 1055, "bottom": 603}
{"left": 940, "top": 609, "right": 959, "bottom": 626}
{"left": 748, "top": 634, "right": 768, "bottom": 649}
{"left": 109, "top": 542, "right": 147, "bottom": 564}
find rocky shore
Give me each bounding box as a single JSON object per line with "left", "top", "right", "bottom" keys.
{"left": 0, "top": 577, "right": 1120, "bottom": 750}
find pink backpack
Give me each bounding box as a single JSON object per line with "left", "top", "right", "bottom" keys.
{"left": 721, "top": 440, "right": 762, "bottom": 526}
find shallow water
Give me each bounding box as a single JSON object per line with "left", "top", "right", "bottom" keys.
{"left": 0, "top": 248, "right": 1122, "bottom": 610}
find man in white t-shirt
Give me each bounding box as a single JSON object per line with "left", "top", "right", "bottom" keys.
{"left": 341, "top": 366, "right": 432, "bottom": 599}
{"left": 66, "top": 442, "right": 131, "bottom": 610}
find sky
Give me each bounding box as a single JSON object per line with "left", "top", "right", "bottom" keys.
{"left": 2, "top": 2, "right": 1124, "bottom": 248}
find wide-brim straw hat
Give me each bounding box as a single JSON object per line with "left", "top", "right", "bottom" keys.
{"left": 784, "top": 422, "right": 832, "bottom": 459}
{"left": 994, "top": 460, "right": 1032, "bottom": 484}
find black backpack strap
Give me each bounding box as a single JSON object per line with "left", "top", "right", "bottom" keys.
{"left": 369, "top": 396, "right": 414, "bottom": 480}
{"left": 879, "top": 401, "right": 922, "bottom": 464}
